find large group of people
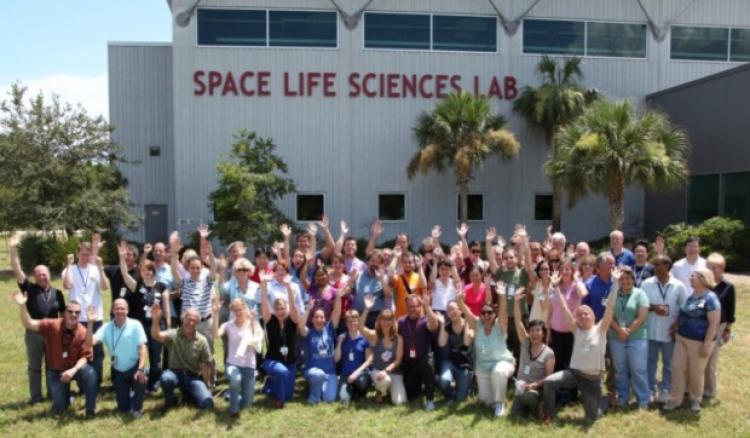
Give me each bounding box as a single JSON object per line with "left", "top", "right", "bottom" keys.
{"left": 8, "top": 219, "right": 737, "bottom": 423}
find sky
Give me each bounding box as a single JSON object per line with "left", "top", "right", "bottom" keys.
{"left": 0, "top": 0, "right": 173, "bottom": 119}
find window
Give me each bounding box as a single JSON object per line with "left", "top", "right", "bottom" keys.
{"left": 364, "top": 13, "right": 430, "bottom": 50}
{"left": 456, "top": 194, "right": 484, "bottom": 221}
{"left": 378, "top": 194, "right": 406, "bottom": 221}
{"left": 686, "top": 174, "right": 719, "bottom": 224}
{"left": 433, "top": 15, "right": 496, "bottom": 52}
{"left": 269, "top": 11, "right": 337, "bottom": 47}
{"left": 730, "top": 28, "right": 750, "bottom": 62}
{"left": 523, "top": 19, "right": 585, "bottom": 55}
{"left": 296, "top": 194, "right": 324, "bottom": 221}
{"left": 671, "top": 26, "right": 729, "bottom": 61}
{"left": 149, "top": 146, "right": 161, "bottom": 157}
{"left": 534, "top": 194, "right": 553, "bottom": 221}
{"left": 197, "top": 9, "right": 266, "bottom": 46}
{"left": 722, "top": 171, "right": 750, "bottom": 224}
{"left": 587, "top": 22, "right": 647, "bottom": 58}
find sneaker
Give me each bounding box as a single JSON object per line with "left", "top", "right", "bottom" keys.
{"left": 494, "top": 402, "right": 505, "bottom": 417}
{"left": 662, "top": 401, "right": 679, "bottom": 411}
{"left": 658, "top": 389, "right": 670, "bottom": 404}
{"left": 690, "top": 400, "right": 702, "bottom": 412}
{"left": 425, "top": 400, "right": 435, "bottom": 411}
{"left": 130, "top": 410, "right": 143, "bottom": 419}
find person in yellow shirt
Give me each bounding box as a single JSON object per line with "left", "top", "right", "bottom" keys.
{"left": 388, "top": 248, "right": 427, "bottom": 318}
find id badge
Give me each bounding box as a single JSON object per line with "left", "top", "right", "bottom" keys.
{"left": 581, "top": 342, "right": 591, "bottom": 353}
{"left": 119, "top": 288, "right": 127, "bottom": 298}
{"left": 348, "top": 352, "right": 355, "bottom": 362}
{"left": 280, "top": 346, "right": 289, "bottom": 356}
{"left": 409, "top": 348, "right": 416, "bottom": 359}
{"left": 523, "top": 365, "right": 530, "bottom": 375}
{"left": 697, "top": 301, "right": 705, "bottom": 309}
{"left": 508, "top": 285, "right": 516, "bottom": 297}
{"left": 62, "top": 351, "right": 69, "bottom": 359}
{"left": 601, "top": 296, "right": 608, "bottom": 307}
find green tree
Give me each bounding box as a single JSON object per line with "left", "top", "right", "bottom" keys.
{"left": 546, "top": 99, "right": 689, "bottom": 230}
{"left": 407, "top": 91, "right": 520, "bottom": 222}
{"left": 513, "top": 56, "right": 600, "bottom": 231}
{"left": 209, "top": 129, "right": 297, "bottom": 245}
{"left": 0, "top": 83, "right": 137, "bottom": 233}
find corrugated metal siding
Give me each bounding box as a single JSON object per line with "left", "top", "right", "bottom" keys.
{"left": 114, "top": 0, "right": 750, "bottom": 243}
{"left": 108, "top": 44, "right": 175, "bottom": 242}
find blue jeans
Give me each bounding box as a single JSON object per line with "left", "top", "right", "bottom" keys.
{"left": 112, "top": 366, "right": 146, "bottom": 413}
{"left": 144, "top": 319, "right": 162, "bottom": 391}
{"left": 304, "top": 367, "right": 337, "bottom": 403}
{"left": 262, "top": 360, "right": 296, "bottom": 402}
{"left": 81, "top": 321, "right": 104, "bottom": 389}
{"left": 437, "top": 361, "right": 471, "bottom": 402}
{"left": 647, "top": 340, "right": 675, "bottom": 393}
{"left": 226, "top": 365, "right": 255, "bottom": 413}
{"left": 610, "top": 338, "right": 650, "bottom": 406}
{"left": 47, "top": 364, "right": 97, "bottom": 414}
{"left": 160, "top": 369, "right": 213, "bottom": 409}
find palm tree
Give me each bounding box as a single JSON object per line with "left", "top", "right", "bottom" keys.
{"left": 546, "top": 99, "right": 689, "bottom": 230}
{"left": 513, "top": 56, "right": 600, "bottom": 231}
{"left": 407, "top": 91, "right": 520, "bottom": 222}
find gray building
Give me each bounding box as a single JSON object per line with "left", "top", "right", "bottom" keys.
{"left": 109, "top": 0, "right": 750, "bottom": 245}
{"left": 645, "top": 63, "right": 750, "bottom": 235}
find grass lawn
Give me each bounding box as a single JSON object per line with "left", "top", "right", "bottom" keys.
{"left": 0, "top": 238, "right": 748, "bottom": 436}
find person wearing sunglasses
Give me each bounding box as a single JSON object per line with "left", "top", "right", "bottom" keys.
{"left": 15, "top": 292, "right": 97, "bottom": 418}
{"left": 457, "top": 282, "right": 515, "bottom": 417}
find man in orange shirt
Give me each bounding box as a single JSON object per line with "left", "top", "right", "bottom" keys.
{"left": 388, "top": 248, "right": 426, "bottom": 318}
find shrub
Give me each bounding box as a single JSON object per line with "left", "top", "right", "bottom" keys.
{"left": 17, "top": 232, "right": 120, "bottom": 275}
{"left": 659, "top": 216, "right": 749, "bottom": 272}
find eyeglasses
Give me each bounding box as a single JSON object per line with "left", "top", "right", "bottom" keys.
{"left": 481, "top": 310, "right": 495, "bottom": 316}
{"left": 235, "top": 268, "right": 250, "bottom": 272}
{"left": 549, "top": 259, "right": 561, "bottom": 263}
{"left": 471, "top": 250, "right": 481, "bottom": 254}
{"left": 67, "top": 310, "right": 81, "bottom": 315}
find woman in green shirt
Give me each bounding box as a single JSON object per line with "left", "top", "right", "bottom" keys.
{"left": 609, "top": 266, "right": 650, "bottom": 409}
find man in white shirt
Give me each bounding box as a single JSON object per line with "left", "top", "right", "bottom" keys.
{"left": 670, "top": 237, "right": 705, "bottom": 295}
{"left": 62, "top": 233, "right": 110, "bottom": 388}
{"left": 642, "top": 254, "right": 688, "bottom": 403}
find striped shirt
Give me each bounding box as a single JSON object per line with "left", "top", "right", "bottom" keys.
{"left": 177, "top": 276, "right": 214, "bottom": 318}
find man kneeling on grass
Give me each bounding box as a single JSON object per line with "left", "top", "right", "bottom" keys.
{"left": 85, "top": 299, "right": 148, "bottom": 418}
{"left": 15, "top": 291, "right": 97, "bottom": 418}
{"left": 151, "top": 304, "right": 214, "bottom": 411}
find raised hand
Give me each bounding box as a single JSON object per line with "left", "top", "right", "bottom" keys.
{"left": 151, "top": 303, "right": 162, "bottom": 320}
{"left": 654, "top": 235, "right": 665, "bottom": 255}
{"left": 340, "top": 220, "right": 349, "bottom": 235}
{"left": 550, "top": 271, "right": 561, "bottom": 287}
{"left": 95, "top": 257, "right": 104, "bottom": 269}
{"left": 169, "top": 231, "right": 180, "bottom": 251}
{"left": 318, "top": 214, "right": 330, "bottom": 230}
{"left": 197, "top": 224, "right": 210, "bottom": 240}
{"left": 117, "top": 240, "right": 129, "bottom": 259}
{"left": 422, "top": 292, "right": 432, "bottom": 308}
{"left": 211, "top": 293, "right": 221, "bottom": 314}
{"left": 271, "top": 241, "right": 281, "bottom": 257}
{"left": 91, "top": 233, "right": 103, "bottom": 252}
{"left": 363, "top": 294, "right": 374, "bottom": 310}
{"left": 66, "top": 253, "right": 75, "bottom": 266}
{"left": 87, "top": 305, "right": 97, "bottom": 321}
{"left": 371, "top": 220, "right": 383, "bottom": 237}
{"left": 432, "top": 247, "right": 444, "bottom": 258}
{"left": 307, "top": 222, "right": 318, "bottom": 236}
{"left": 514, "top": 288, "right": 527, "bottom": 303}
{"left": 280, "top": 224, "right": 292, "bottom": 238}
{"left": 612, "top": 266, "right": 622, "bottom": 282}
{"left": 457, "top": 223, "right": 469, "bottom": 239}
{"left": 13, "top": 290, "right": 27, "bottom": 306}
{"left": 259, "top": 272, "right": 273, "bottom": 284}
{"left": 393, "top": 246, "right": 403, "bottom": 259}
{"left": 546, "top": 225, "right": 553, "bottom": 238}
{"left": 486, "top": 227, "right": 497, "bottom": 242}
{"left": 514, "top": 224, "right": 528, "bottom": 237}
{"left": 495, "top": 281, "right": 507, "bottom": 296}
{"left": 282, "top": 274, "right": 293, "bottom": 286}
{"left": 143, "top": 243, "right": 153, "bottom": 255}
{"left": 219, "top": 254, "right": 228, "bottom": 272}
{"left": 431, "top": 225, "right": 442, "bottom": 241}
{"left": 8, "top": 232, "right": 20, "bottom": 248}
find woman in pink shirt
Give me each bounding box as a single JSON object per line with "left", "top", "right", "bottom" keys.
{"left": 547, "top": 260, "right": 588, "bottom": 371}
{"left": 462, "top": 267, "right": 489, "bottom": 317}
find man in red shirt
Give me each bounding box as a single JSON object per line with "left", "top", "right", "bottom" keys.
{"left": 15, "top": 291, "right": 97, "bottom": 418}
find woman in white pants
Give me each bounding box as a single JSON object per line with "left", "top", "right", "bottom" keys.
{"left": 457, "top": 279, "right": 515, "bottom": 417}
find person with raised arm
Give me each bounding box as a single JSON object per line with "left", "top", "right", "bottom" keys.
{"left": 352, "top": 250, "right": 392, "bottom": 328}
{"left": 437, "top": 299, "right": 474, "bottom": 403}
{"left": 62, "top": 232, "right": 110, "bottom": 388}
{"left": 663, "top": 268, "right": 721, "bottom": 413}
{"left": 85, "top": 300, "right": 147, "bottom": 417}
{"left": 548, "top": 259, "right": 588, "bottom": 372}
{"left": 104, "top": 241, "right": 139, "bottom": 316}
{"left": 389, "top": 247, "right": 425, "bottom": 318}
{"left": 457, "top": 281, "right": 515, "bottom": 417}
{"left": 297, "top": 287, "right": 344, "bottom": 404}
{"left": 151, "top": 304, "right": 213, "bottom": 411}
{"left": 642, "top": 254, "right": 687, "bottom": 404}
{"left": 608, "top": 266, "right": 651, "bottom": 409}
{"left": 360, "top": 296, "right": 406, "bottom": 404}
{"left": 14, "top": 291, "right": 96, "bottom": 417}
{"left": 337, "top": 220, "right": 367, "bottom": 274}
{"left": 335, "top": 308, "right": 372, "bottom": 403}
{"left": 212, "top": 296, "right": 263, "bottom": 416}
{"left": 259, "top": 271, "right": 300, "bottom": 408}
{"left": 9, "top": 232, "right": 66, "bottom": 404}
{"left": 526, "top": 259, "right": 552, "bottom": 327}
{"left": 116, "top": 241, "right": 169, "bottom": 393}
{"left": 429, "top": 253, "right": 462, "bottom": 315}
{"left": 542, "top": 269, "right": 620, "bottom": 424}
{"left": 509, "top": 289, "right": 555, "bottom": 420}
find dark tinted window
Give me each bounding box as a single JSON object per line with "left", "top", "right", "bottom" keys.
{"left": 269, "top": 11, "right": 337, "bottom": 47}
{"left": 730, "top": 28, "right": 750, "bottom": 62}
{"left": 297, "top": 195, "right": 325, "bottom": 221}
{"left": 379, "top": 194, "right": 406, "bottom": 221}
{"left": 197, "top": 9, "right": 266, "bottom": 46}
{"left": 365, "top": 13, "right": 430, "bottom": 50}
{"left": 534, "top": 194, "right": 553, "bottom": 221}
{"left": 587, "top": 22, "right": 647, "bottom": 58}
{"left": 523, "top": 19, "right": 585, "bottom": 55}
{"left": 671, "top": 26, "right": 729, "bottom": 61}
{"left": 433, "top": 15, "right": 496, "bottom": 52}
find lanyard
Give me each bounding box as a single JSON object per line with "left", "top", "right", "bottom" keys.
{"left": 635, "top": 265, "right": 647, "bottom": 284}
{"left": 618, "top": 292, "right": 630, "bottom": 319}
{"left": 404, "top": 318, "right": 419, "bottom": 349}
{"left": 111, "top": 321, "right": 127, "bottom": 352}
{"left": 77, "top": 265, "right": 89, "bottom": 292}
{"left": 657, "top": 281, "right": 670, "bottom": 302}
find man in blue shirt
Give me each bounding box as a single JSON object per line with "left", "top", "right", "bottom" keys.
{"left": 352, "top": 251, "right": 392, "bottom": 329}
{"left": 610, "top": 230, "right": 635, "bottom": 268}
{"left": 86, "top": 299, "right": 147, "bottom": 417}
{"left": 583, "top": 253, "right": 615, "bottom": 321}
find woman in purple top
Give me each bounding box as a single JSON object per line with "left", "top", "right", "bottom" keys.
{"left": 297, "top": 289, "right": 344, "bottom": 404}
